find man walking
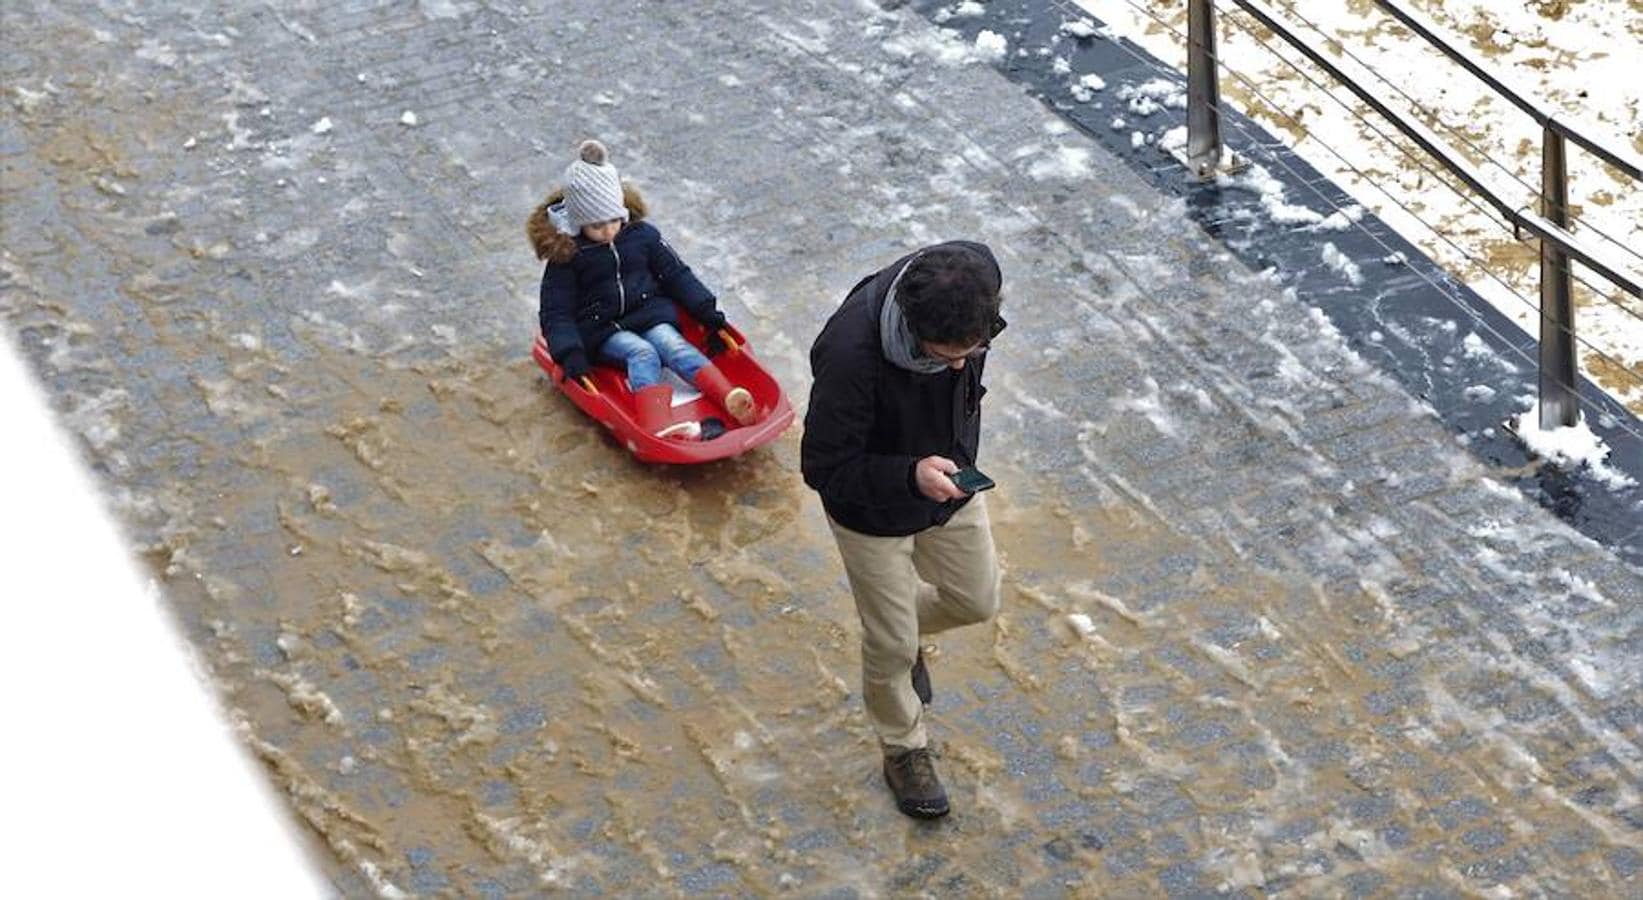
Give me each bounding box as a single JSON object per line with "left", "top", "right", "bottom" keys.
{"left": 801, "top": 242, "right": 1006, "bottom": 819}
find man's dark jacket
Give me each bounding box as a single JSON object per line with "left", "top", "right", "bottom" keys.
{"left": 801, "top": 241, "right": 1002, "bottom": 537}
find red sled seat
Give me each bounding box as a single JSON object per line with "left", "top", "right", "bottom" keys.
{"left": 531, "top": 309, "right": 794, "bottom": 464}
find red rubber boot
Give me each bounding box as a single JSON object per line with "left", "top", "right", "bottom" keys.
{"left": 634, "top": 384, "right": 691, "bottom": 438}
{"left": 693, "top": 363, "right": 756, "bottom": 425}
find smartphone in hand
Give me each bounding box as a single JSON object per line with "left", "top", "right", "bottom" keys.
{"left": 949, "top": 465, "right": 996, "bottom": 494}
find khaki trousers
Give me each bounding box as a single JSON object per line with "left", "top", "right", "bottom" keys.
{"left": 826, "top": 494, "right": 1001, "bottom": 750}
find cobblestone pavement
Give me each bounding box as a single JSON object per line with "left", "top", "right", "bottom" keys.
{"left": 3, "top": 0, "right": 1639, "bottom": 895}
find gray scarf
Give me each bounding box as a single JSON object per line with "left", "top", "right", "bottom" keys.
{"left": 880, "top": 258, "right": 949, "bottom": 374}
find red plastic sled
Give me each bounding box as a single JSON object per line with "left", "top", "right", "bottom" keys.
{"left": 532, "top": 312, "right": 794, "bottom": 464}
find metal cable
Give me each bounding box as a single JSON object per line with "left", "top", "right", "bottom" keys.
{"left": 1146, "top": 3, "right": 1643, "bottom": 389}
{"left": 1069, "top": 1, "right": 1643, "bottom": 278}
{"left": 1073, "top": 1, "right": 1523, "bottom": 257}
{"left": 1063, "top": 0, "right": 1643, "bottom": 432}
{"left": 1224, "top": 110, "right": 1643, "bottom": 398}
{"left": 1570, "top": 268, "right": 1643, "bottom": 329}
{"left": 1213, "top": 117, "right": 1643, "bottom": 430}
{"left": 1201, "top": 6, "right": 1643, "bottom": 388}
{"left": 1265, "top": 0, "right": 1643, "bottom": 267}
{"left": 1210, "top": 10, "right": 1559, "bottom": 266}
{"left": 1074, "top": 4, "right": 1564, "bottom": 326}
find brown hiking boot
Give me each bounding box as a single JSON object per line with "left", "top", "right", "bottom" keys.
{"left": 883, "top": 747, "right": 949, "bottom": 819}
{"left": 911, "top": 648, "right": 932, "bottom": 705}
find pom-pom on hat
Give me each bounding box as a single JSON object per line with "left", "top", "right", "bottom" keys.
{"left": 561, "top": 139, "right": 629, "bottom": 228}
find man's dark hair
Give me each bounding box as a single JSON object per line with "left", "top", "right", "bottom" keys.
{"left": 895, "top": 247, "right": 1001, "bottom": 346}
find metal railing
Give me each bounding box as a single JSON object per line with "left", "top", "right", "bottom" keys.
{"left": 1180, "top": 0, "right": 1643, "bottom": 430}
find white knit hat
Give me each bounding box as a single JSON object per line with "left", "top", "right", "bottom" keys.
{"left": 561, "top": 140, "right": 629, "bottom": 228}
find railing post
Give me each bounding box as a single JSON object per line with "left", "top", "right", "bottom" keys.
{"left": 1185, "top": 0, "right": 1225, "bottom": 178}
{"left": 1538, "top": 121, "right": 1579, "bottom": 429}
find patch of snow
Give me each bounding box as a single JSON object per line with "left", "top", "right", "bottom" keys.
{"left": 1115, "top": 78, "right": 1185, "bottom": 118}
{"left": 419, "top": 0, "right": 476, "bottom": 17}
{"left": 136, "top": 38, "right": 178, "bottom": 68}
{"left": 1312, "top": 204, "right": 1364, "bottom": 232}
{"left": 13, "top": 82, "right": 54, "bottom": 112}
{"left": 1027, "top": 145, "right": 1094, "bottom": 180}
{"left": 1070, "top": 72, "right": 1106, "bottom": 103}
{"left": 1112, "top": 376, "right": 1180, "bottom": 439}
{"left": 1321, "top": 242, "right": 1363, "bottom": 285}
{"left": 883, "top": 27, "right": 1000, "bottom": 66}
{"left": 973, "top": 29, "right": 1008, "bottom": 62}
{"left": 1219, "top": 164, "right": 1328, "bottom": 227}
{"left": 1511, "top": 400, "right": 1637, "bottom": 490}
{"left": 1061, "top": 19, "right": 1100, "bottom": 40}
{"left": 1460, "top": 332, "right": 1518, "bottom": 372}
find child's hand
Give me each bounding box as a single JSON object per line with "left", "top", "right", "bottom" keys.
{"left": 560, "top": 349, "right": 591, "bottom": 380}
{"left": 701, "top": 310, "right": 733, "bottom": 355}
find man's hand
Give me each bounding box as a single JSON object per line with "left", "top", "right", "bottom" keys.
{"left": 914, "top": 455, "right": 967, "bottom": 502}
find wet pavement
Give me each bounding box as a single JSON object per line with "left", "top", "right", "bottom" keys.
{"left": 3, "top": 0, "right": 1641, "bottom": 896}
{"left": 916, "top": 0, "right": 1643, "bottom": 570}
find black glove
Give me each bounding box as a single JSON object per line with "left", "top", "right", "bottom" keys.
{"left": 559, "top": 348, "right": 591, "bottom": 381}
{"left": 700, "top": 311, "right": 731, "bottom": 356}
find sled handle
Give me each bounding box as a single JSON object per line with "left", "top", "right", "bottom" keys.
{"left": 577, "top": 376, "right": 598, "bottom": 395}
{"left": 717, "top": 329, "right": 741, "bottom": 354}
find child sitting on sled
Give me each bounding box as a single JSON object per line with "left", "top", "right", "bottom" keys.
{"left": 527, "top": 139, "right": 755, "bottom": 438}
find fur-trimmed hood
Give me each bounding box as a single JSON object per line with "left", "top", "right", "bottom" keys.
{"left": 527, "top": 184, "right": 649, "bottom": 264}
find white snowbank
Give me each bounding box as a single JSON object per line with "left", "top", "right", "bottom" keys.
{"left": 1, "top": 336, "right": 324, "bottom": 896}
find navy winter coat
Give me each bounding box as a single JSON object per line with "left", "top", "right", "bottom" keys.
{"left": 527, "top": 186, "right": 723, "bottom": 374}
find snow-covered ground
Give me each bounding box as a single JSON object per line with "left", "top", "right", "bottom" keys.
{"left": 1072, "top": 0, "right": 1643, "bottom": 414}
{"left": 0, "top": 335, "right": 323, "bottom": 898}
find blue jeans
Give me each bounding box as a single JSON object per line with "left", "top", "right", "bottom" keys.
{"left": 598, "top": 324, "right": 709, "bottom": 390}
